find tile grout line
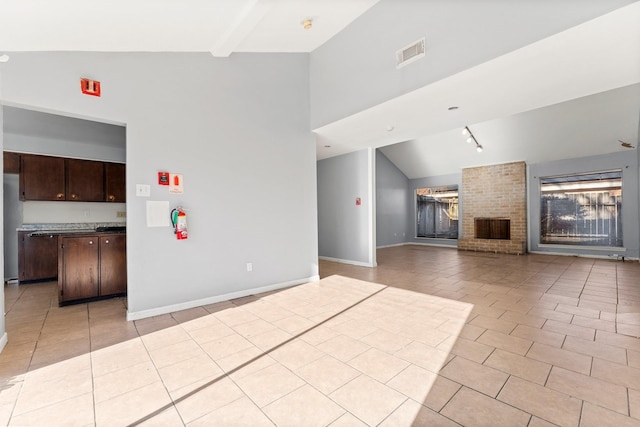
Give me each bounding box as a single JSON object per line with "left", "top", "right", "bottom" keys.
{"left": 87, "top": 303, "right": 99, "bottom": 427}
{"left": 125, "top": 283, "right": 389, "bottom": 426}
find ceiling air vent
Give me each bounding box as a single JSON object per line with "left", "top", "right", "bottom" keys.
{"left": 396, "top": 37, "right": 425, "bottom": 69}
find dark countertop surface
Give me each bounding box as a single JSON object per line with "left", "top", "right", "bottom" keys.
{"left": 18, "top": 223, "right": 126, "bottom": 236}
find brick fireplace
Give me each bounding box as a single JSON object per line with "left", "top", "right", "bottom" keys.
{"left": 458, "top": 161, "right": 527, "bottom": 255}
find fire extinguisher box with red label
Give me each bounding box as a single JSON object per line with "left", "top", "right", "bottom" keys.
{"left": 171, "top": 207, "right": 188, "bottom": 240}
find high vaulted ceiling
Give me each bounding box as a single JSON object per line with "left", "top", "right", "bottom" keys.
{"left": 0, "top": 0, "right": 381, "bottom": 55}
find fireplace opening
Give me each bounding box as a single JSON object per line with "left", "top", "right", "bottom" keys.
{"left": 475, "top": 218, "right": 510, "bottom": 240}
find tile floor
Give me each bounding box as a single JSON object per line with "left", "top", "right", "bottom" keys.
{"left": 0, "top": 245, "right": 640, "bottom": 426}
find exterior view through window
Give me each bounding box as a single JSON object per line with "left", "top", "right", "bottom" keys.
{"left": 416, "top": 186, "right": 458, "bottom": 239}
{"left": 540, "top": 171, "right": 622, "bottom": 247}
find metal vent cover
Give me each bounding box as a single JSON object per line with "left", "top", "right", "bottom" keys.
{"left": 396, "top": 37, "right": 425, "bottom": 69}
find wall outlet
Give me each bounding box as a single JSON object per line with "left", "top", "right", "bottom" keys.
{"left": 117, "top": 211, "right": 127, "bottom": 218}
{"left": 83, "top": 210, "right": 90, "bottom": 218}
{"left": 246, "top": 262, "right": 253, "bottom": 272}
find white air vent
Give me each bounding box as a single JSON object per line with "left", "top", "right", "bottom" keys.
{"left": 396, "top": 37, "right": 425, "bottom": 69}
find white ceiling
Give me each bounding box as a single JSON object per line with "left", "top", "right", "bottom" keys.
{"left": 1, "top": 0, "right": 638, "bottom": 179}
{"left": 0, "top": 0, "right": 381, "bottom": 55}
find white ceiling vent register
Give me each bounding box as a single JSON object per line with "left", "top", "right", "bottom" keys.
{"left": 396, "top": 37, "right": 425, "bottom": 69}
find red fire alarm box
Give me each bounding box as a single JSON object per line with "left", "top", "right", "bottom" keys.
{"left": 80, "top": 78, "right": 101, "bottom": 97}
{"left": 158, "top": 172, "right": 170, "bottom": 185}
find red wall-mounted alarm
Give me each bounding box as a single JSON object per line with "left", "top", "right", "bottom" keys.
{"left": 80, "top": 78, "right": 101, "bottom": 97}
{"left": 158, "top": 172, "right": 170, "bottom": 185}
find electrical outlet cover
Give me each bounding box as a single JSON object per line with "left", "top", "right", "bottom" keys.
{"left": 136, "top": 184, "right": 151, "bottom": 197}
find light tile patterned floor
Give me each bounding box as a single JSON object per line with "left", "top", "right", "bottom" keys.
{"left": 1, "top": 245, "right": 640, "bottom": 426}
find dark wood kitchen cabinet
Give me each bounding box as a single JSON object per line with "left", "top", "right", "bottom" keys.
{"left": 17, "top": 153, "right": 125, "bottom": 202}
{"left": 58, "top": 233, "right": 126, "bottom": 304}
{"left": 66, "top": 158, "right": 104, "bottom": 201}
{"left": 3, "top": 152, "right": 21, "bottom": 174}
{"left": 58, "top": 236, "right": 99, "bottom": 302}
{"left": 20, "top": 154, "right": 66, "bottom": 201}
{"left": 99, "top": 234, "right": 127, "bottom": 295}
{"left": 18, "top": 231, "right": 58, "bottom": 282}
{"left": 105, "top": 163, "right": 126, "bottom": 202}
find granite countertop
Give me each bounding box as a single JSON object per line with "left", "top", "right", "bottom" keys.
{"left": 18, "top": 222, "right": 125, "bottom": 231}
{"left": 18, "top": 223, "right": 126, "bottom": 235}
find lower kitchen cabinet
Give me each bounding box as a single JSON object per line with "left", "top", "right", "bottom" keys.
{"left": 58, "top": 236, "right": 99, "bottom": 302}
{"left": 99, "top": 234, "right": 127, "bottom": 295}
{"left": 18, "top": 231, "right": 58, "bottom": 282}
{"left": 58, "top": 234, "right": 126, "bottom": 304}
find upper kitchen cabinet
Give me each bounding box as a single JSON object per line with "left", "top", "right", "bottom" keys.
{"left": 18, "top": 153, "right": 123, "bottom": 202}
{"left": 20, "top": 154, "right": 66, "bottom": 200}
{"left": 105, "top": 162, "right": 126, "bottom": 202}
{"left": 66, "top": 158, "right": 104, "bottom": 201}
{"left": 3, "top": 152, "right": 21, "bottom": 174}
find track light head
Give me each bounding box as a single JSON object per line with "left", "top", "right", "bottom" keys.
{"left": 462, "top": 126, "right": 484, "bottom": 153}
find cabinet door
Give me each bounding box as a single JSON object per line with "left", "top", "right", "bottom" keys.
{"left": 18, "top": 232, "right": 58, "bottom": 282}
{"left": 66, "top": 159, "right": 105, "bottom": 201}
{"left": 105, "top": 163, "right": 126, "bottom": 202}
{"left": 99, "top": 234, "right": 127, "bottom": 295}
{"left": 3, "top": 152, "right": 20, "bottom": 174}
{"left": 20, "top": 154, "right": 65, "bottom": 201}
{"left": 59, "top": 237, "right": 99, "bottom": 302}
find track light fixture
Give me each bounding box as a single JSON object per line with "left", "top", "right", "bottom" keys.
{"left": 462, "top": 126, "right": 483, "bottom": 153}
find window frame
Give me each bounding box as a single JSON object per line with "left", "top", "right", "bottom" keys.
{"left": 415, "top": 185, "right": 459, "bottom": 240}
{"left": 538, "top": 169, "right": 623, "bottom": 248}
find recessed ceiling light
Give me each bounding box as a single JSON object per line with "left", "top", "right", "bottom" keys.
{"left": 0, "top": 54, "right": 9, "bottom": 63}
{"left": 386, "top": 125, "right": 394, "bottom": 132}
{"left": 448, "top": 106, "right": 458, "bottom": 111}
{"left": 303, "top": 19, "right": 313, "bottom": 30}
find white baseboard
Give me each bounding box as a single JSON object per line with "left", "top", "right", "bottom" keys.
{"left": 529, "top": 250, "right": 638, "bottom": 262}
{"left": 376, "top": 243, "right": 406, "bottom": 249}
{"left": 408, "top": 241, "right": 458, "bottom": 249}
{"left": 0, "top": 332, "right": 8, "bottom": 353}
{"left": 377, "top": 242, "right": 458, "bottom": 250}
{"left": 318, "top": 256, "right": 376, "bottom": 267}
{"left": 126, "top": 275, "right": 320, "bottom": 321}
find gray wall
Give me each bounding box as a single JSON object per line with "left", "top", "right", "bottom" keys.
{"left": 310, "top": 0, "right": 635, "bottom": 129}
{"left": 4, "top": 132, "right": 125, "bottom": 163}
{"left": 376, "top": 150, "right": 408, "bottom": 247}
{"left": 408, "top": 173, "right": 462, "bottom": 248}
{"left": 318, "top": 149, "right": 375, "bottom": 266}
{"left": 529, "top": 151, "right": 639, "bottom": 259}
{"left": 3, "top": 174, "right": 21, "bottom": 279}
{"left": 0, "top": 52, "right": 319, "bottom": 319}
{"left": 0, "top": 101, "right": 5, "bottom": 347}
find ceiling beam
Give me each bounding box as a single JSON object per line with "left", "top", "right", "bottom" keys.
{"left": 210, "top": 0, "right": 273, "bottom": 57}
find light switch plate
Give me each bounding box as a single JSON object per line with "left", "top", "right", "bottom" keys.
{"left": 136, "top": 184, "right": 151, "bottom": 197}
